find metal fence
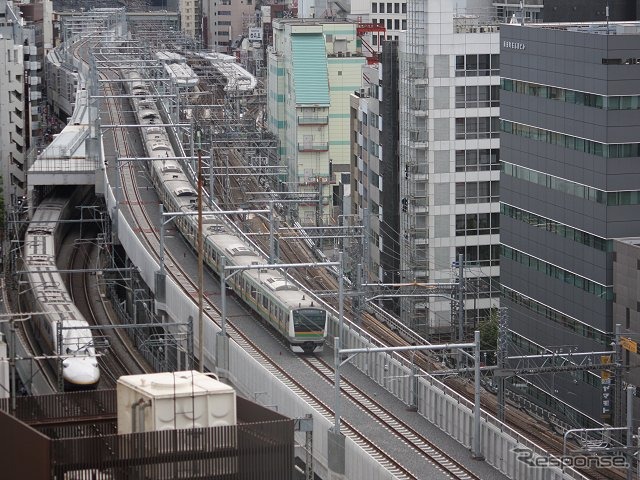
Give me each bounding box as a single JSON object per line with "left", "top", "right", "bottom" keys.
{"left": 0, "top": 391, "right": 294, "bottom": 480}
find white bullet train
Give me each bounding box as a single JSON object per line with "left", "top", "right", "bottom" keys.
{"left": 124, "top": 70, "right": 328, "bottom": 353}
{"left": 22, "top": 188, "right": 101, "bottom": 390}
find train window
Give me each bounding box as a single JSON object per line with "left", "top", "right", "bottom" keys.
{"left": 250, "top": 286, "right": 257, "bottom": 299}
{"left": 292, "top": 309, "right": 326, "bottom": 332}
{"left": 262, "top": 296, "right": 269, "bottom": 309}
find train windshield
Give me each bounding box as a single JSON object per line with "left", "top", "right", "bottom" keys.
{"left": 292, "top": 309, "right": 326, "bottom": 333}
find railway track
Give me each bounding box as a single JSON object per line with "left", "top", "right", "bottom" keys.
{"left": 205, "top": 107, "right": 625, "bottom": 480}
{"left": 66, "top": 221, "right": 149, "bottom": 387}
{"left": 84, "top": 41, "right": 619, "bottom": 480}
{"left": 304, "top": 355, "right": 482, "bottom": 480}
{"left": 89, "top": 48, "right": 485, "bottom": 479}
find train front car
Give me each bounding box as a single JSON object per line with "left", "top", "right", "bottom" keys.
{"left": 24, "top": 193, "right": 101, "bottom": 391}
{"left": 263, "top": 275, "right": 328, "bottom": 354}
{"left": 289, "top": 306, "right": 328, "bottom": 353}
{"left": 61, "top": 321, "right": 100, "bottom": 390}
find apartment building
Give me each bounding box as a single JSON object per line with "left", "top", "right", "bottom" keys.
{"left": 350, "top": 42, "right": 400, "bottom": 285}
{"left": 267, "top": 19, "right": 366, "bottom": 225}
{"left": 0, "top": 0, "right": 42, "bottom": 208}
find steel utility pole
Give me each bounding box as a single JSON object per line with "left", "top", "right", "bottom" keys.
{"left": 457, "top": 253, "right": 464, "bottom": 346}
{"left": 497, "top": 307, "right": 508, "bottom": 422}
{"left": 197, "top": 146, "right": 204, "bottom": 372}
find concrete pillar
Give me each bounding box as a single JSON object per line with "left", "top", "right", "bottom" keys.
{"left": 328, "top": 429, "right": 345, "bottom": 478}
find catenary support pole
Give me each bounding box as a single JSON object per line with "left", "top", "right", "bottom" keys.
{"left": 473, "top": 330, "right": 484, "bottom": 460}
{"left": 628, "top": 385, "right": 634, "bottom": 480}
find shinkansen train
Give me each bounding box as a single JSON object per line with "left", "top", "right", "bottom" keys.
{"left": 124, "top": 70, "right": 328, "bottom": 353}
{"left": 23, "top": 189, "right": 100, "bottom": 390}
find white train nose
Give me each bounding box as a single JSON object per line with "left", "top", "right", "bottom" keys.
{"left": 63, "top": 357, "right": 100, "bottom": 386}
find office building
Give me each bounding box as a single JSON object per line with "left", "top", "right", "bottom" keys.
{"left": 500, "top": 21, "right": 640, "bottom": 423}
{"left": 203, "top": 0, "right": 255, "bottom": 52}
{"left": 397, "top": 0, "right": 501, "bottom": 335}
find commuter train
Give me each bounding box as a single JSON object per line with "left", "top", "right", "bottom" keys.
{"left": 22, "top": 188, "right": 101, "bottom": 390}
{"left": 124, "top": 70, "right": 327, "bottom": 353}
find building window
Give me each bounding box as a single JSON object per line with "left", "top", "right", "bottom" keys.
{"left": 501, "top": 78, "right": 640, "bottom": 110}
{"left": 455, "top": 116, "right": 500, "bottom": 139}
{"left": 372, "top": 2, "right": 377, "bottom": 12}
{"left": 394, "top": 19, "right": 400, "bottom": 30}
{"left": 503, "top": 287, "right": 608, "bottom": 345}
{"left": 455, "top": 181, "right": 499, "bottom": 204}
{"left": 370, "top": 171, "right": 380, "bottom": 189}
{"left": 456, "top": 212, "right": 499, "bottom": 236}
{"left": 379, "top": 3, "right": 384, "bottom": 12}
{"left": 455, "top": 149, "right": 500, "bottom": 172}
{"left": 455, "top": 85, "right": 500, "bottom": 108}
{"left": 501, "top": 203, "right": 610, "bottom": 251}
{"left": 455, "top": 54, "right": 499, "bottom": 77}
{"left": 456, "top": 244, "right": 500, "bottom": 266}
{"left": 502, "top": 161, "right": 612, "bottom": 204}
{"left": 387, "top": 19, "right": 392, "bottom": 30}
{"left": 394, "top": 2, "right": 400, "bottom": 12}
{"left": 502, "top": 246, "right": 613, "bottom": 300}
{"left": 502, "top": 120, "right": 640, "bottom": 160}
{"left": 402, "top": 2, "right": 406, "bottom": 13}
{"left": 402, "top": 19, "right": 407, "bottom": 29}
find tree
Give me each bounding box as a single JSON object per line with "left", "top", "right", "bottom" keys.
{"left": 479, "top": 307, "right": 499, "bottom": 365}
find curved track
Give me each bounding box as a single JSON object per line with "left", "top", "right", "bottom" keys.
{"left": 82, "top": 38, "right": 620, "bottom": 480}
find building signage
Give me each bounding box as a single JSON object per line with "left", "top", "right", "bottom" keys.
{"left": 621, "top": 336, "right": 638, "bottom": 353}
{"left": 601, "top": 355, "right": 612, "bottom": 419}
{"left": 248, "top": 27, "right": 263, "bottom": 41}
{"left": 503, "top": 40, "right": 526, "bottom": 50}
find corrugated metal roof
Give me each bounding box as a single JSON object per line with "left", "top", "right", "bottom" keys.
{"left": 291, "top": 33, "right": 330, "bottom": 106}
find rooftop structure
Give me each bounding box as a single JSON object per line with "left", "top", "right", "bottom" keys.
{"left": 117, "top": 371, "right": 236, "bottom": 433}
{"left": 0, "top": 389, "right": 293, "bottom": 479}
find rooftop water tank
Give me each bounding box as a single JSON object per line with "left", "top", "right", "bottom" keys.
{"left": 117, "top": 370, "right": 237, "bottom": 434}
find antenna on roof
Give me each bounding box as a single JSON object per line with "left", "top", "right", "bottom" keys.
{"left": 606, "top": 0, "right": 610, "bottom": 34}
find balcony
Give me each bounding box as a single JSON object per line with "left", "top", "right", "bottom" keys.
{"left": 297, "top": 142, "right": 329, "bottom": 152}
{"left": 297, "top": 116, "right": 328, "bottom": 125}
